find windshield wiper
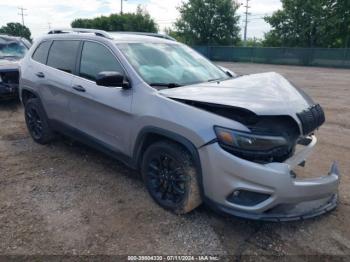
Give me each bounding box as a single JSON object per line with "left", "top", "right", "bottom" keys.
{"left": 149, "top": 83, "right": 182, "bottom": 88}
{"left": 208, "top": 76, "right": 233, "bottom": 82}
{"left": 207, "top": 78, "right": 222, "bottom": 82}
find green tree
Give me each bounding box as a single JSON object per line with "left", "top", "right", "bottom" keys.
{"left": 262, "top": 31, "right": 282, "bottom": 47}
{"left": 174, "top": 0, "right": 241, "bottom": 45}
{"left": 0, "top": 22, "right": 32, "bottom": 41}
{"left": 244, "top": 37, "right": 263, "bottom": 47}
{"left": 264, "top": 0, "right": 350, "bottom": 48}
{"left": 164, "top": 27, "right": 186, "bottom": 42}
{"left": 324, "top": 0, "right": 350, "bottom": 48}
{"left": 71, "top": 6, "right": 158, "bottom": 33}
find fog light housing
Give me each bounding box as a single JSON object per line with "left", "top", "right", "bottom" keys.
{"left": 227, "top": 190, "right": 270, "bottom": 206}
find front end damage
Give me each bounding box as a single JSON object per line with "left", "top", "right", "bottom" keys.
{"left": 200, "top": 105, "right": 340, "bottom": 221}
{"left": 199, "top": 135, "right": 340, "bottom": 222}
{"left": 160, "top": 72, "right": 340, "bottom": 221}
{"left": 0, "top": 70, "right": 19, "bottom": 100}
{"left": 203, "top": 106, "right": 340, "bottom": 221}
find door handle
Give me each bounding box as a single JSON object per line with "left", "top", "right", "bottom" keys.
{"left": 35, "top": 72, "right": 45, "bottom": 78}
{"left": 72, "top": 85, "right": 86, "bottom": 92}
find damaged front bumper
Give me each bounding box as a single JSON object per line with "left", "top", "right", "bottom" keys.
{"left": 0, "top": 83, "right": 18, "bottom": 99}
{"left": 0, "top": 69, "right": 20, "bottom": 99}
{"left": 199, "top": 135, "right": 340, "bottom": 221}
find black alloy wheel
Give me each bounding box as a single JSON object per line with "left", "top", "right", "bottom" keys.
{"left": 146, "top": 152, "right": 190, "bottom": 206}
{"left": 142, "top": 141, "right": 202, "bottom": 214}
{"left": 24, "top": 98, "right": 55, "bottom": 144}
{"left": 26, "top": 107, "right": 43, "bottom": 140}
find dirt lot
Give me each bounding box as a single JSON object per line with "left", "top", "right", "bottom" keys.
{"left": 0, "top": 63, "right": 349, "bottom": 259}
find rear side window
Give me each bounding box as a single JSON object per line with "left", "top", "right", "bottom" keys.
{"left": 79, "top": 41, "right": 123, "bottom": 81}
{"left": 47, "top": 40, "right": 80, "bottom": 74}
{"left": 32, "top": 41, "right": 51, "bottom": 64}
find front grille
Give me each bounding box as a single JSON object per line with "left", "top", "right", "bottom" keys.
{"left": 297, "top": 104, "right": 325, "bottom": 135}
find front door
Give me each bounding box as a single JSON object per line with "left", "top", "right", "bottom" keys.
{"left": 69, "top": 41, "right": 133, "bottom": 156}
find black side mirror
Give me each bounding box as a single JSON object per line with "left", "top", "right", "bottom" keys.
{"left": 96, "top": 71, "right": 131, "bottom": 89}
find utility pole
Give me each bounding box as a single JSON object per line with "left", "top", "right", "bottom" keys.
{"left": 48, "top": 22, "right": 52, "bottom": 30}
{"left": 243, "top": 0, "right": 251, "bottom": 47}
{"left": 18, "top": 7, "right": 27, "bottom": 26}
{"left": 120, "top": 0, "right": 127, "bottom": 15}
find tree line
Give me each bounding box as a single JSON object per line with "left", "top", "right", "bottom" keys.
{"left": 71, "top": 6, "right": 158, "bottom": 33}
{"left": 0, "top": 22, "right": 32, "bottom": 42}
{"left": 264, "top": 0, "right": 350, "bottom": 48}
{"left": 70, "top": 0, "right": 350, "bottom": 48}
{"left": 1, "top": 0, "right": 349, "bottom": 48}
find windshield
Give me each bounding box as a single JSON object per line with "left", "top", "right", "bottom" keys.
{"left": 117, "top": 43, "right": 229, "bottom": 87}
{"left": 0, "top": 37, "right": 28, "bottom": 59}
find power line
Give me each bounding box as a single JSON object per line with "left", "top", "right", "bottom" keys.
{"left": 250, "top": 13, "right": 268, "bottom": 17}
{"left": 18, "top": 7, "right": 27, "bottom": 26}
{"left": 243, "top": 0, "right": 251, "bottom": 46}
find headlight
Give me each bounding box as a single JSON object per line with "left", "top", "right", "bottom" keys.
{"left": 214, "top": 126, "right": 288, "bottom": 152}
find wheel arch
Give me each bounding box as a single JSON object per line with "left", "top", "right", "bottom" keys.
{"left": 133, "top": 127, "right": 204, "bottom": 196}
{"left": 20, "top": 88, "right": 40, "bottom": 105}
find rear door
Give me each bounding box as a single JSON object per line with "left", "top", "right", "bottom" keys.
{"left": 22, "top": 40, "right": 52, "bottom": 101}
{"left": 69, "top": 41, "right": 133, "bottom": 155}
{"left": 40, "top": 40, "right": 80, "bottom": 124}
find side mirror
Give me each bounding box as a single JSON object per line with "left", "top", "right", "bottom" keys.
{"left": 96, "top": 71, "right": 131, "bottom": 89}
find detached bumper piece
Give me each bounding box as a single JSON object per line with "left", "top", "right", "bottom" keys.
{"left": 216, "top": 162, "right": 340, "bottom": 222}
{"left": 218, "top": 194, "right": 337, "bottom": 222}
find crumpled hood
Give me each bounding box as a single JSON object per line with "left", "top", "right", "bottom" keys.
{"left": 159, "top": 72, "right": 313, "bottom": 116}
{"left": 0, "top": 58, "right": 20, "bottom": 71}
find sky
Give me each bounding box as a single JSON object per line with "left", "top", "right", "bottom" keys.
{"left": 0, "top": 0, "right": 282, "bottom": 40}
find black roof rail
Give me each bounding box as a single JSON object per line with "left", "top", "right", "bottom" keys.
{"left": 47, "top": 29, "right": 176, "bottom": 41}
{"left": 47, "top": 28, "right": 112, "bottom": 39}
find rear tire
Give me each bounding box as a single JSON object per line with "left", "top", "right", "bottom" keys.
{"left": 24, "top": 98, "right": 55, "bottom": 144}
{"left": 141, "top": 140, "right": 202, "bottom": 214}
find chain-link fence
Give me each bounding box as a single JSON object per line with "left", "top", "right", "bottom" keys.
{"left": 193, "top": 46, "right": 350, "bottom": 68}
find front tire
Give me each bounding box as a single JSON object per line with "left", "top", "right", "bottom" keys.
{"left": 24, "top": 98, "right": 55, "bottom": 144}
{"left": 141, "top": 141, "right": 202, "bottom": 214}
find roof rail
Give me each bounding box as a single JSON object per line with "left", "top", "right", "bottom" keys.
{"left": 47, "top": 29, "right": 176, "bottom": 41}
{"left": 47, "top": 28, "right": 112, "bottom": 39}
{"left": 113, "top": 32, "right": 176, "bottom": 41}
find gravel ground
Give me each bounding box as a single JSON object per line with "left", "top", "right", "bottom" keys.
{"left": 0, "top": 63, "right": 349, "bottom": 259}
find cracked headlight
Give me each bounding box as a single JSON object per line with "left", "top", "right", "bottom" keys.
{"left": 214, "top": 126, "right": 288, "bottom": 152}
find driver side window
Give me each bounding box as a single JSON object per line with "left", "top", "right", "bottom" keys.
{"left": 79, "top": 41, "right": 123, "bottom": 81}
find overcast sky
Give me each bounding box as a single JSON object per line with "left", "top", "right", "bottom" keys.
{"left": 0, "top": 0, "right": 282, "bottom": 40}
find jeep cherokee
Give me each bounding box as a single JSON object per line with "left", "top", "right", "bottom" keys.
{"left": 19, "top": 29, "right": 340, "bottom": 221}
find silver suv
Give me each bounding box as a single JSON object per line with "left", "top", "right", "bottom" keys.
{"left": 19, "top": 29, "right": 340, "bottom": 221}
